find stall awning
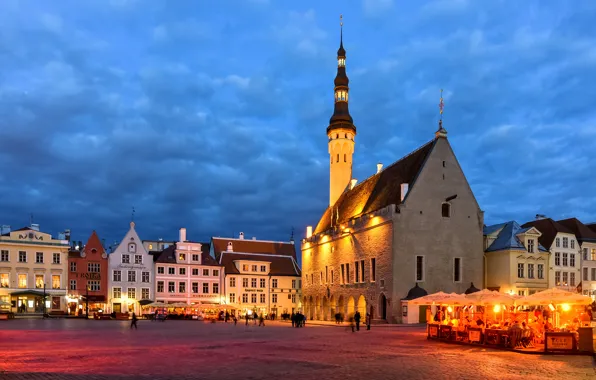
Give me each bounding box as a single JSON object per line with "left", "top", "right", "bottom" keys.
{"left": 138, "top": 299, "right": 154, "bottom": 306}
{"left": 9, "top": 290, "right": 46, "bottom": 297}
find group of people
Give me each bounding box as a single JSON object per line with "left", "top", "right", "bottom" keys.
{"left": 347, "top": 311, "right": 372, "bottom": 332}
{"left": 290, "top": 312, "right": 306, "bottom": 327}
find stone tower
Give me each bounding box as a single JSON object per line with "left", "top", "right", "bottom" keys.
{"left": 328, "top": 17, "right": 356, "bottom": 207}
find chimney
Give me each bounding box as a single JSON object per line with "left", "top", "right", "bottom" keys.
{"left": 227, "top": 241, "right": 233, "bottom": 252}
{"left": 350, "top": 179, "right": 358, "bottom": 190}
{"left": 31, "top": 223, "right": 40, "bottom": 232}
{"left": 535, "top": 214, "right": 547, "bottom": 220}
{"left": 179, "top": 228, "right": 187, "bottom": 242}
{"left": 239, "top": 232, "right": 245, "bottom": 240}
{"left": 306, "top": 226, "right": 313, "bottom": 239}
{"left": 400, "top": 183, "right": 409, "bottom": 202}
{"left": 1, "top": 225, "right": 10, "bottom": 235}
{"left": 64, "top": 229, "right": 71, "bottom": 242}
{"left": 377, "top": 163, "right": 383, "bottom": 174}
{"left": 252, "top": 236, "right": 256, "bottom": 240}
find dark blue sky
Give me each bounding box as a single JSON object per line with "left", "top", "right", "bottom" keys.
{"left": 1, "top": 0, "right": 595, "bottom": 247}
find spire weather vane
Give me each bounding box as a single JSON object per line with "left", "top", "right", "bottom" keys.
{"left": 439, "top": 89, "right": 444, "bottom": 120}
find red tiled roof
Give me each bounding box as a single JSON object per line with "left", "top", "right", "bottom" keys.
{"left": 521, "top": 218, "right": 575, "bottom": 249}
{"left": 211, "top": 238, "right": 297, "bottom": 260}
{"left": 556, "top": 218, "right": 596, "bottom": 243}
{"left": 219, "top": 251, "right": 301, "bottom": 277}
{"left": 314, "top": 139, "right": 436, "bottom": 234}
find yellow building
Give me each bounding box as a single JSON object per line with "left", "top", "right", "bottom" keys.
{"left": 0, "top": 225, "right": 70, "bottom": 314}
{"left": 484, "top": 221, "right": 549, "bottom": 296}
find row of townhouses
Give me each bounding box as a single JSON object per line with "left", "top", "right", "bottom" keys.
{"left": 0, "top": 222, "right": 302, "bottom": 317}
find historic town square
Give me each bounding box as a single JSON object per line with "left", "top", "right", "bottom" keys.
{"left": 1, "top": 0, "right": 596, "bottom": 378}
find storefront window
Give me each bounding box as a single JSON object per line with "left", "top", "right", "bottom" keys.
{"left": 52, "top": 275, "right": 60, "bottom": 289}
{"left": 35, "top": 275, "right": 44, "bottom": 288}
{"left": 52, "top": 297, "right": 60, "bottom": 310}
{"left": 0, "top": 273, "right": 9, "bottom": 288}
{"left": 18, "top": 274, "right": 27, "bottom": 288}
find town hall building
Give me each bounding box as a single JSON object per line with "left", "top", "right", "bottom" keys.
{"left": 301, "top": 24, "right": 484, "bottom": 323}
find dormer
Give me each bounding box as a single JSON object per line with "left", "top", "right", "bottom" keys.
{"left": 515, "top": 226, "right": 542, "bottom": 253}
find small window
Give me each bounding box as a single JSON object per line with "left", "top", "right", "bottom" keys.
{"left": 344, "top": 154, "right": 346, "bottom": 162}
{"left": 442, "top": 161, "right": 446, "bottom": 167}
{"left": 453, "top": 258, "right": 461, "bottom": 282}
{"left": 336, "top": 154, "right": 339, "bottom": 163}
{"left": 416, "top": 256, "right": 424, "bottom": 282}
{"left": 442, "top": 203, "right": 451, "bottom": 218}
{"left": 336, "top": 134, "right": 338, "bottom": 139}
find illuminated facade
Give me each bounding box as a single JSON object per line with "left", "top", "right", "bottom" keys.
{"left": 153, "top": 228, "right": 222, "bottom": 306}
{"left": 107, "top": 222, "right": 154, "bottom": 314}
{"left": 301, "top": 23, "right": 484, "bottom": 323}
{"left": 213, "top": 234, "right": 302, "bottom": 317}
{"left": 555, "top": 218, "right": 596, "bottom": 299}
{"left": 67, "top": 231, "right": 108, "bottom": 315}
{"left": 0, "top": 224, "right": 70, "bottom": 314}
{"left": 522, "top": 218, "right": 580, "bottom": 292}
{"left": 484, "top": 221, "right": 549, "bottom": 296}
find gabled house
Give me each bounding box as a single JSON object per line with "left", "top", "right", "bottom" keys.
{"left": 556, "top": 218, "right": 596, "bottom": 298}
{"left": 107, "top": 222, "right": 153, "bottom": 315}
{"left": 522, "top": 218, "right": 579, "bottom": 292}
{"left": 484, "top": 221, "right": 549, "bottom": 295}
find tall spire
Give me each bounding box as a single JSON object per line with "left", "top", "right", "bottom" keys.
{"left": 328, "top": 14, "right": 355, "bottom": 135}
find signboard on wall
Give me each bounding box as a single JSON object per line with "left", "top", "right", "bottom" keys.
{"left": 546, "top": 334, "right": 574, "bottom": 351}
{"left": 468, "top": 329, "right": 481, "bottom": 343}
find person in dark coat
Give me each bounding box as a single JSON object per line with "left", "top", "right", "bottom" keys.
{"left": 291, "top": 312, "right": 296, "bottom": 327}
{"left": 365, "top": 313, "right": 371, "bottom": 330}
{"left": 130, "top": 312, "right": 138, "bottom": 329}
{"left": 354, "top": 311, "right": 361, "bottom": 331}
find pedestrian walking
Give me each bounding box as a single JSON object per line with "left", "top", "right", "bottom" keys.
{"left": 348, "top": 316, "right": 355, "bottom": 333}
{"left": 291, "top": 312, "right": 295, "bottom": 327}
{"left": 253, "top": 313, "right": 257, "bottom": 325}
{"left": 130, "top": 312, "right": 138, "bottom": 329}
{"left": 366, "top": 313, "right": 371, "bottom": 330}
{"left": 354, "top": 311, "right": 361, "bottom": 331}
{"left": 245, "top": 313, "right": 249, "bottom": 326}
{"left": 233, "top": 315, "right": 238, "bottom": 326}
{"left": 259, "top": 314, "right": 265, "bottom": 327}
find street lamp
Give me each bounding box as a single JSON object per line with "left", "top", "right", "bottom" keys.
{"left": 86, "top": 285, "right": 90, "bottom": 319}
{"left": 43, "top": 283, "right": 46, "bottom": 317}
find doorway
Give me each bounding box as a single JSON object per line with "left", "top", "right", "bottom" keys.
{"left": 113, "top": 303, "right": 121, "bottom": 313}
{"left": 379, "top": 294, "right": 387, "bottom": 320}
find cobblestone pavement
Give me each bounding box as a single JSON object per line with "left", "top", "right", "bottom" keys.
{"left": 0, "top": 319, "right": 594, "bottom": 380}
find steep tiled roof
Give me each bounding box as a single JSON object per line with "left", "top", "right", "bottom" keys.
{"left": 211, "top": 238, "right": 297, "bottom": 260}
{"left": 154, "top": 243, "right": 216, "bottom": 266}
{"left": 521, "top": 218, "right": 574, "bottom": 250}
{"left": 314, "top": 139, "right": 436, "bottom": 234}
{"left": 556, "top": 218, "right": 596, "bottom": 243}
{"left": 219, "top": 251, "right": 301, "bottom": 277}
{"left": 485, "top": 221, "right": 548, "bottom": 252}
{"left": 588, "top": 223, "right": 596, "bottom": 234}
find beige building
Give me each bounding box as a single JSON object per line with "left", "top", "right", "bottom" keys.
{"left": 301, "top": 28, "right": 484, "bottom": 324}
{"left": 484, "top": 221, "right": 549, "bottom": 295}
{"left": 522, "top": 218, "right": 580, "bottom": 292}
{"left": 213, "top": 234, "right": 302, "bottom": 317}
{"left": 0, "top": 224, "right": 70, "bottom": 314}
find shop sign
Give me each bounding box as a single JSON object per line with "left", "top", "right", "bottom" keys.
{"left": 245, "top": 289, "right": 264, "bottom": 293}
{"left": 468, "top": 330, "right": 481, "bottom": 342}
{"left": 77, "top": 273, "right": 101, "bottom": 280}
{"left": 547, "top": 335, "right": 573, "bottom": 350}
{"left": 428, "top": 325, "right": 438, "bottom": 338}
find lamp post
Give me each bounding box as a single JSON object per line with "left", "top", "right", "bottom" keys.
{"left": 43, "top": 283, "right": 46, "bottom": 317}
{"left": 86, "top": 285, "right": 90, "bottom": 319}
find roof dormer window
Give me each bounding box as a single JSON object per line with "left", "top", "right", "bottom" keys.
{"left": 527, "top": 239, "right": 535, "bottom": 253}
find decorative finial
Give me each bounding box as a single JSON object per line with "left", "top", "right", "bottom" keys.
{"left": 340, "top": 14, "right": 343, "bottom": 45}
{"left": 340, "top": 14, "right": 343, "bottom": 27}
{"left": 439, "top": 89, "right": 444, "bottom": 120}
{"left": 131, "top": 206, "right": 135, "bottom": 222}
{"left": 436, "top": 88, "right": 448, "bottom": 138}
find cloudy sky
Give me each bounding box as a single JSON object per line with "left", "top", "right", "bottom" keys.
{"left": 1, "top": 0, "right": 595, "bottom": 248}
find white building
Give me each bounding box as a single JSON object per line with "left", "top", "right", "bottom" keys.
{"left": 522, "top": 217, "right": 580, "bottom": 291}
{"left": 153, "top": 228, "right": 222, "bottom": 306}
{"left": 107, "top": 222, "right": 154, "bottom": 315}
{"left": 212, "top": 233, "right": 302, "bottom": 318}
{"left": 556, "top": 218, "right": 596, "bottom": 299}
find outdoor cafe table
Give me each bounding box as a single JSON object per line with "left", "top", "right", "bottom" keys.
{"left": 484, "top": 328, "right": 508, "bottom": 347}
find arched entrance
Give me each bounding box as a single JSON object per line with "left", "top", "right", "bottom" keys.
{"left": 347, "top": 296, "right": 355, "bottom": 316}
{"left": 337, "top": 295, "right": 345, "bottom": 318}
{"left": 369, "top": 305, "right": 375, "bottom": 319}
{"left": 329, "top": 295, "right": 336, "bottom": 318}
{"left": 315, "top": 296, "right": 321, "bottom": 320}
{"left": 357, "top": 295, "right": 366, "bottom": 315}
{"left": 322, "top": 296, "right": 329, "bottom": 321}
{"left": 308, "top": 296, "right": 314, "bottom": 320}
{"left": 379, "top": 293, "right": 387, "bottom": 320}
